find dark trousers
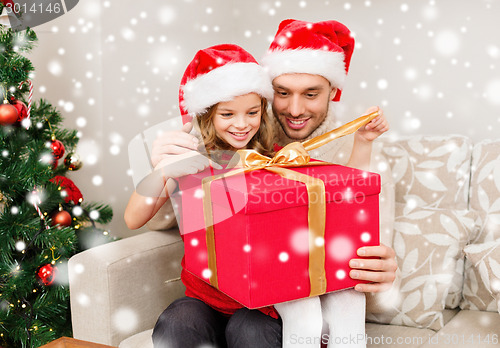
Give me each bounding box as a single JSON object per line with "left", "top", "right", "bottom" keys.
{"left": 152, "top": 297, "right": 282, "bottom": 348}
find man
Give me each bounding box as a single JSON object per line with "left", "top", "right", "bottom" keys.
{"left": 261, "top": 19, "right": 396, "bottom": 295}
{"left": 150, "top": 19, "right": 397, "bottom": 348}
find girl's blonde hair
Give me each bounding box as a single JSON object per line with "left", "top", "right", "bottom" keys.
{"left": 195, "top": 97, "right": 275, "bottom": 157}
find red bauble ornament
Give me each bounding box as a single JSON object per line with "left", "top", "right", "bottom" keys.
{"left": 0, "top": 101, "right": 18, "bottom": 125}
{"left": 36, "top": 263, "right": 57, "bottom": 286}
{"left": 50, "top": 139, "right": 66, "bottom": 161}
{"left": 9, "top": 98, "right": 28, "bottom": 123}
{"left": 51, "top": 209, "right": 72, "bottom": 227}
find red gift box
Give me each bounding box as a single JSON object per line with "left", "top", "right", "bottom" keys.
{"left": 175, "top": 161, "right": 380, "bottom": 309}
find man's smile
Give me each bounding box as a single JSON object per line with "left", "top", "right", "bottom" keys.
{"left": 285, "top": 117, "right": 310, "bottom": 130}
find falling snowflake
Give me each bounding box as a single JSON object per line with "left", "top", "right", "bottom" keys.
{"left": 121, "top": 27, "right": 136, "bottom": 41}
{"left": 279, "top": 252, "right": 289, "bottom": 262}
{"left": 92, "top": 175, "right": 103, "bottom": 186}
{"left": 377, "top": 79, "right": 388, "bottom": 90}
{"left": 72, "top": 206, "right": 83, "bottom": 216}
{"left": 485, "top": 79, "right": 500, "bottom": 105}
{"left": 15, "top": 241, "right": 26, "bottom": 252}
{"left": 47, "top": 60, "right": 63, "bottom": 76}
{"left": 112, "top": 307, "right": 139, "bottom": 334}
{"left": 202, "top": 269, "right": 212, "bottom": 279}
{"left": 290, "top": 228, "right": 309, "bottom": 254}
{"left": 328, "top": 236, "right": 354, "bottom": 261}
{"left": 434, "top": 30, "right": 460, "bottom": 57}
{"left": 360, "top": 232, "right": 371, "bottom": 243}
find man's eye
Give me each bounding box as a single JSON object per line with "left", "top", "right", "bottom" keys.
{"left": 275, "top": 91, "right": 288, "bottom": 96}
{"left": 306, "top": 93, "right": 318, "bottom": 98}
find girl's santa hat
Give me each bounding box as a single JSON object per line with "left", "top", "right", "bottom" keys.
{"left": 179, "top": 44, "right": 273, "bottom": 124}
{"left": 261, "top": 19, "right": 355, "bottom": 102}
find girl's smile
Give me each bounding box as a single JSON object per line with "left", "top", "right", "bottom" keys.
{"left": 213, "top": 93, "right": 262, "bottom": 149}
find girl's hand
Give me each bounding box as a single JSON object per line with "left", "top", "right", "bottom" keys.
{"left": 151, "top": 122, "right": 200, "bottom": 167}
{"left": 356, "top": 107, "right": 389, "bottom": 143}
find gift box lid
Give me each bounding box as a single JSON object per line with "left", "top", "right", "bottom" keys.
{"left": 202, "top": 162, "right": 381, "bottom": 215}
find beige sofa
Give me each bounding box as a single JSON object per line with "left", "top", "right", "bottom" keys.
{"left": 68, "top": 135, "right": 500, "bottom": 348}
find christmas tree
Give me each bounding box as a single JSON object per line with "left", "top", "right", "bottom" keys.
{"left": 0, "top": 3, "right": 113, "bottom": 347}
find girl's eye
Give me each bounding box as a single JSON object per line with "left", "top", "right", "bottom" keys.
{"left": 248, "top": 111, "right": 259, "bottom": 116}
{"left": 220, "top": 113, "right": 232, "bottom": 117}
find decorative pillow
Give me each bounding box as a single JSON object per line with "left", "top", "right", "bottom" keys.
{"left": 461, "top": 140, "right": 500, "bottom": 311}
{"left": 366, "top": 203, "right": 474, "bottom": 330}
{"left": 462, "top": 241, "right": 500, "bottom": 312}
{"left": 468, "top": 139, "right": 500, "bottom": 243}
{"left": 382, "top": 135, "right": 472, "bottom": 210}
{"left": 381, "top": 135, "right": 473, "bottom": 309}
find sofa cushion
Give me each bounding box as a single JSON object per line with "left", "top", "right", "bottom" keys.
{"left": 365, "top": 323, "right": 435, "bottom": 348}
{"left": 461, "top": 139, "right": 500, "bottom": 311}
{"left": 417, "top": 310, "right": 500, "bottom": 348}
{"left": 119, "top": 329, "right": 153, "bottom": 348}
{"left": 366, "top": 309, "right": 457, "bottom": 348}
{"left": 366, "top": 204, "right": 474, "bottom": 330}
{"left": 462, "top": 241, "right": 500, "bottom": 312}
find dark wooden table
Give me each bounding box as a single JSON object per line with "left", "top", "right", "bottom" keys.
{"left": 40, "top": 337, "right": 117, "bottom": 348}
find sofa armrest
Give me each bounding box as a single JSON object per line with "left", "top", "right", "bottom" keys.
{"left": 68, "top": 230, "right": 185, "bottom": 346}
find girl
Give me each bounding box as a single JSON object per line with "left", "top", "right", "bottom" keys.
{"left": 124, "top": 44, "right": 275, "bottom": 230}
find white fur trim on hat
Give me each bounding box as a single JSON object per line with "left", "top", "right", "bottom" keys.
{"left": 262, "top": 49, "right": 346, "bottom": 88}
{"left": 181, "top": 62, "right": 274, "bottom": 115}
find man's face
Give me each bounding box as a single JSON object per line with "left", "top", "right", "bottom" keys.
{"left": 271, "top": 73, "right": 337, "bottom": 140}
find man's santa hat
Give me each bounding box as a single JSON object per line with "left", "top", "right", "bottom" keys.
{"left": 262, "top": 19, "right": 355, "bottom": 102}
{"left": 179, "top": 44, "right": 273, "bottom": 124}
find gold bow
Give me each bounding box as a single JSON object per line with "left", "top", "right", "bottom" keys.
{"left": 236, "top": 141, "right": 311, "bottom": 168}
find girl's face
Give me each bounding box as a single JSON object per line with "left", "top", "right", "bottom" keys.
{"left": 212, "top": 93, "right": 262, "bottom": 149}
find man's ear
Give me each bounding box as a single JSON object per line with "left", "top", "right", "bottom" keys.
{"left": 330, "top": 87, "right": 338, "bottom": 101}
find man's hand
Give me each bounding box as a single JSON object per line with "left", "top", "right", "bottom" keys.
{"left": 349, "top": 243, "right": 398, "bottom": 293}
{"left": 151, "top": 122, "right": 200, "bottom": 167}
{"left": 356, "top": 107, "right": 389, "bottom": 143}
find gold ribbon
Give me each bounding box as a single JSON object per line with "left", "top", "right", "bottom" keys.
{"left": 201, "top": 110, "right": 379, "bottom": 295}
{"left": 302, "top": 110, "right": 379, "bottom": 151}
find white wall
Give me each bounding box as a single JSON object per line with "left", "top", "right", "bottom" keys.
{"left": 28, "top": 0, "right": 500, "bottom": 238}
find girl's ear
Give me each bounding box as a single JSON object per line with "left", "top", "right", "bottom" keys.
{"left": 329, "top": 87, "right": 338, "bottom": 101}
